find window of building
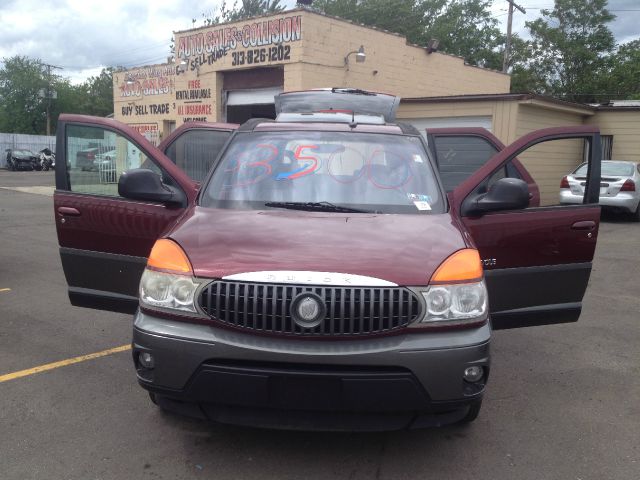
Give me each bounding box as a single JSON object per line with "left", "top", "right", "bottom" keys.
{"left": 601, "top": 135, "right": 613, "bottom": 160}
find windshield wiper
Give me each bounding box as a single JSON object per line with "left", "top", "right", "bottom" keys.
{"left": 263, "top": 201, "right": 375, "bottom": 213}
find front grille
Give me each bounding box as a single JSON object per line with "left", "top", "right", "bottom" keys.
{"left": 198, "top": 281, "right": 422, "bottom": 336}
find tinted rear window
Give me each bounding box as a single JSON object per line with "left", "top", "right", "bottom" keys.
{"left": 165, "top": 129, "right": 232, "bottom": 181}
{"left": 574, "top": 161, "right": 634, "bottom": 177}
{"left": 432, "top": 135, "right": 498, "bottom": 191}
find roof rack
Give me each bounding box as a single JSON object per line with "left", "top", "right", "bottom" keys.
{"left": 275, "top": 111, "right": 386, "bottom": 125}
{"left": 237, "top": 118, "right": 275, "bottom": 132}
{"left": 275, "top": 89, "right": 400, "bottom": 123}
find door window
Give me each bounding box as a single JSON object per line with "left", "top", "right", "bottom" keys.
{"left": 433, "top": 135, "right": 498, "bottom": 191}
{"left": 164, "top": 129, "right": 231, "bottom": 182}
{"left": 66, "top": 125, "right": 160, "bottom": 196}
{"left": 517, "top": 138, "right": 585, "bottom": 206}
{"left": 432, "top": 135, "right": 524, "bottom": 192}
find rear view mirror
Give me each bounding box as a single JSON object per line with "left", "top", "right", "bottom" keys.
{"left": 462, "top": 177, "right": 529, "bottom": 216}
{"left": 118, "top": 169, "right": 186, "bottom": 207}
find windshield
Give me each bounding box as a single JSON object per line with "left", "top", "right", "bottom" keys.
{"left": 13, "top": 150, "right": 33, "bottom": 156}
{"left": 574, "top": 161, "right": 634, "bottom": 177}
{"left": 201, "top": 131, "right": 444, "bottom": 214}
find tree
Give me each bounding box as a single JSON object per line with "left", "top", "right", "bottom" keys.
{"left": 200, "top": 0, "right": 285, "bottom": 26}
{"left": 313, "top": 0, "right": 440, "bottom": 47}
{"left": 81, "top": 68, "right": 114, "bottom": 117}
{"left": 427, "top": 0, "right": 504, "bottom": 70}
{"left": 606, "top": 39, "right": 640, "bottom": 100}
{"left": 0, "top": 56, "right": 115, "bottom": 135}
{"left": 0, "top": 56, "right": 47, "bottom": 134}
{"left": 515, "top": 0, "right": 615, "bottom": 102}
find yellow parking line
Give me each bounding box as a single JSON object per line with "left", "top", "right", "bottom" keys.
{"left": 0, "top": 288, "right": 10, "bottom": 292}
{"left": 0, "top": 344, "right": 131, "bottom": 384}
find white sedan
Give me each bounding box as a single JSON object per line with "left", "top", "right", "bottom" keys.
{"left": 560, "top": 160, "right": 640, "bottom": 221}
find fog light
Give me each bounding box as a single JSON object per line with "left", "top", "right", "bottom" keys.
{"left": 139, "top": 352, "right": 155, "bottom": 369}
{"left": 463, "top": 366, "right": 483, "bottom": 383}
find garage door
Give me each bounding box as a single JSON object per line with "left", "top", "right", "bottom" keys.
{"left": 226, "top": 87, "right": 284, "bottom": 106}
{"left": 401, "top": 116, "right": 493, "bottom": 138}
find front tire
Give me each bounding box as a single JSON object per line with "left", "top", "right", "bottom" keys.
{"left": 631, "top": 203, "right": 640, "bottom": 222}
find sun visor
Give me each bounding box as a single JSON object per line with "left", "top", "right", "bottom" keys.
{"left": 275, "top": 88, "right": 400, "bottom": 123}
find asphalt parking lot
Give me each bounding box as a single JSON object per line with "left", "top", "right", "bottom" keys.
{"left": 1, "top": 169, "right": 638, "bottom": 480}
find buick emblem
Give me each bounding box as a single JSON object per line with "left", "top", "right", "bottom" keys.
{"left": 291, "top": 293, "right": 325, "bottom": 328}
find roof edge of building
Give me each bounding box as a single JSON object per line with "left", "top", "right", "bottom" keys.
{"left": 173, "top": 6, "right": 509, "bottom": 77}
{"left": 401, "top": 93, "right": 596, "bottom": 111}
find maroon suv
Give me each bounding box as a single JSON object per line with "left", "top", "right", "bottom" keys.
{"left": 54, "top": 90, "right": 602, "bottom": 430}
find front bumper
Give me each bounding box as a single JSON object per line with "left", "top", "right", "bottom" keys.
{"left": 132, "top": 311, "right": 491, "bottom": 430}
{"left": 12, "top": 160, "right": 34, "bottom": 170}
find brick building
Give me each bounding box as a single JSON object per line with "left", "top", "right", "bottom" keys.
{"left": 113, "top": 7, "right": 510, "bottom": 141}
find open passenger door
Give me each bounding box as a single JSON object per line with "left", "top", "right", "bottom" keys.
{"left": 54, "top": 115, "right": 232, "bottom": 314}
{"left": 449, "top": 126, "right": 602, "bottom": 329}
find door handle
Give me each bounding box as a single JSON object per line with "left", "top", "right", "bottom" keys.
{"left": 571, "top": 220, "right": 595, "bottom": 231}
{"left": 57, "top": 207, "right": 81, "bottom": 217}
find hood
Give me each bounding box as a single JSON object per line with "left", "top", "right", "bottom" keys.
{"left": 170, "top": 207, "right": 467, "bottom": 286}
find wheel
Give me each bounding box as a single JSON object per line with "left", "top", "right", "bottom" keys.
{"left": 631, "top": 203, "right": 640, "bottom": 222}
{"left": 458, "top": 400, "right": 482, "bottom": 424}
{"left": 148, "top": 391, "right": 158, "bottom": 405}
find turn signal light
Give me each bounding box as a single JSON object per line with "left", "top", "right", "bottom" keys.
{"left": 620, "top": 179, "right": 636, "bottom": 192}
{"left": 560, "top": 176, "right": 570, "bottom": 189}
{"left": 431, "top": 249, "right": 483, "bottom": 284}
{"left": 147, "top": 239, "right": 192, "bottom": 274}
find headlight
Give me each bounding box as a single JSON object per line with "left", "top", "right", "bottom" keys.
{"left": 140, "top": 268, "right": 201, "bottom": 314}
{"left": 413, "top": 280, "right": 488, "bottom": 328}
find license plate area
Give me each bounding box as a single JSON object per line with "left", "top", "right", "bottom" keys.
{"left": 186, "top": 363, "right": 429, "bottom": 412}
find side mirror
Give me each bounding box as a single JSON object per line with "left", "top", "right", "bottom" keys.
{"left": 118, "top": 169, "right": 186, "bottom": 207}
{"left": 462, "top": 177, "right": 529, "bottom": 216}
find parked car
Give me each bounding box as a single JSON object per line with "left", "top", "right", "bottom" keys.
{"left": 76, "top": 145, "right": 115, "bottom": 171}
{"left": 560, "top": 160, "right": 640, "bottom": 221}
{"left": 53, "top": 90, "right": 602, "bottom": 431}
{"left": 37, "top": 148, "right": 56, "bottom": 171}
{"left": 91, "top": 149, "right": 118, "bottom": 183}
{"left": 5, "top": 148, "right": 38, "bottom": 171}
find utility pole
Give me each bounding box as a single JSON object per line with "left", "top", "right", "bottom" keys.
{"left": 39, "top": 63, "right": 63, "bottom": 136}
{"left": 502, "top": 0, "right": 526, "bottom": 73}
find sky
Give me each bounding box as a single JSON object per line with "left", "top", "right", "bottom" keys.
{"left": 0, "top": 0, "right": 638, "bottom": 84}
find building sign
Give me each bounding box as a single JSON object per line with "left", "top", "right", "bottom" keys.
{"left": 175, "top": 79, "right": 213, "bottom": 122}
{"left": 176, "top": 14, "right": 302, "bottom": 70}
{"left": 116, "top": 13, "right": 303, "bottom": 129}
{"left": 129, "top": 123, "right": 159, "bottom": 135}
{"left": 119, "top": 65, "right": 176, "bottom": 98}
{"left": 121, "top": 103, "right": 171, "bottom": 117}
